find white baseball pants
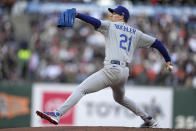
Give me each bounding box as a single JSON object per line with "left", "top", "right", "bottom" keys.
{"left": 57, "top": 63, "right": 148, "bottom": 120}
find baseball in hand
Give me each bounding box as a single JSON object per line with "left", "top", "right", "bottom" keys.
{"left": 167, "top": 65, "right": 173, "bottom": 71}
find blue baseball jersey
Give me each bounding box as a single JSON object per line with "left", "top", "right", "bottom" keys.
{"left": 97, "top": 20, "right": 156, "bottom": 63}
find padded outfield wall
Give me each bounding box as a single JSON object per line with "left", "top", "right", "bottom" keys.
{"left": 1, "top": 83, "right": 196, "bottom": 129}
{"left": 31, "top": 83, "right": 173, "bottom": 128}
{"left": 0, "top": 83, "right": 31, "bottom": 128}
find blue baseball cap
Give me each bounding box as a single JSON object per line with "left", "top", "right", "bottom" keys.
{"left": 108, "top": 5, "right": 130, "bottom": 22}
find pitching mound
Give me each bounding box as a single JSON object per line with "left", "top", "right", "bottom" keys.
{"left": 0, "top": 126, "right": 194, "bottom": 131}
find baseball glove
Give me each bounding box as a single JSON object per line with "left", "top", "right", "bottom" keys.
{"left": 57, "top": 8, "right": 76, "bottom": 29}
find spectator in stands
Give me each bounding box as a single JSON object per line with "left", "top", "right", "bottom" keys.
{"left": 0, "top": 3, "right": 196, "bottom": 89}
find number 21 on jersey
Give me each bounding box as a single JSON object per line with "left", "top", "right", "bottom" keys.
{"left": 120, "top": 34, "right": 132, "bottom": 52}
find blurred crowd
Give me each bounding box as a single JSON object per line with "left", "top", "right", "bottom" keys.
{"left": 0, "top": 2, "right": 196, "bottom": 88}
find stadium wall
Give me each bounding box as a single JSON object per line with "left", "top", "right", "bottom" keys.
{"left": 173, "top": 89, "right": 196, "bottom": 129}
{"left": 31, "top": 83, "right": 173, "bottom": 128}
{"left": 0, "top": 83, "right": 196, "bottom": 129}
{"left": 0, "top": 83, "right": 32, "bottom": 128}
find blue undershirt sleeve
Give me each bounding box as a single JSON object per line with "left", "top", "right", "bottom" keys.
{"left": 76, "top": 13, "right": 101, "bottom": 29}
{"left": 151, "top": 39, "right": 171, "bottom": 62}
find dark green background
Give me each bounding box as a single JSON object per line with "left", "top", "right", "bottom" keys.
{"left": 173, "top": 89, "right": 196, "bottom": 129}
{"left": 0, "top": 82, "right": 32, "bottom": 128}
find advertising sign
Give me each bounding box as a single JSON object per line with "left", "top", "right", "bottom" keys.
{"left": 31, "top": 83, "right": 173, "bottom": 128}
{"left": 31, "top": 83, "right": 76, "bottom": 126}
{"left": 0, "top": 84, "right": 31, "bottom": 128}
{"left": 75, "top": 86, "right": 173, "bottom": 128}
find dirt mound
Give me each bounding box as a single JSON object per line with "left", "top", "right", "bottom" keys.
{"left": 0, "top": 126, "right": 194, "bottom": 131}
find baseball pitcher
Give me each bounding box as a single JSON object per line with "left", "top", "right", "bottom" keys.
{"left": 36, "top": 6, "right": 173, "bottom": 128}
